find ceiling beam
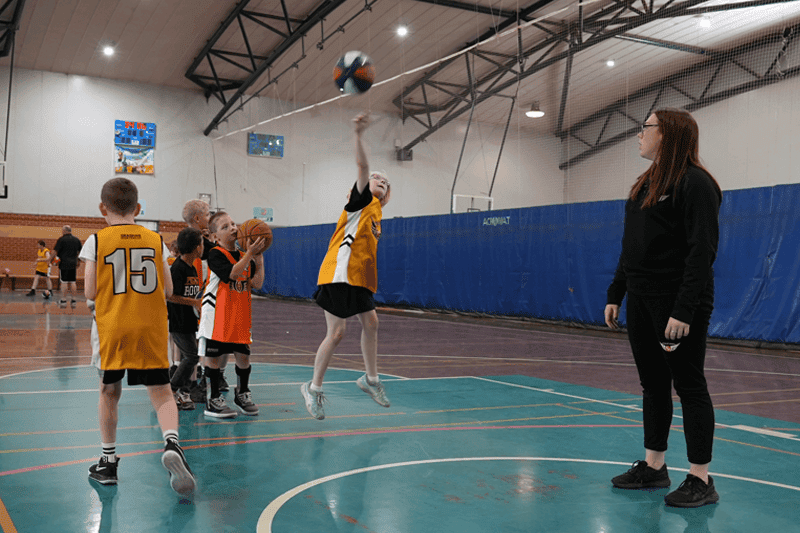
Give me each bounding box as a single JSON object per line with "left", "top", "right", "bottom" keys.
{"left": 411, "top": 0, "right": 518, "bottom": 19}
{"left": 186, "top": 0, "right": 356, "bottom": 136}
{"left": 559, "top": 22, "right": 800, "bottom": 169}
{"left": 395, "top": 0, "right": 800, "bottom": 152}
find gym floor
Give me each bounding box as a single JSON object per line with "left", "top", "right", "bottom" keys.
{"left": 1, "top": 292, "right": 800, "bottom": 532}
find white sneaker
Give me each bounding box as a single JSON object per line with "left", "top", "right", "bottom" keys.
{"left": 300, "top": 381, "right": 326, "bottom": 420}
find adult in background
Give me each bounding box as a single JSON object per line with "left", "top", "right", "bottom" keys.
{"left": 53, "top": 225, "right": 83, "bottom": 308}
{"left": 605, "top": 108, "right": 722, "bottom": 508}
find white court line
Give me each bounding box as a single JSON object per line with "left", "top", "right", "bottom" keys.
{"left": 0, "top": 363, "right": 408, "bottom": 395}
{"left": 474, "top": 376, "right": 800, "bottom": 442}
{"left": 256, "top": 456, "right": 800, "bottom": 532}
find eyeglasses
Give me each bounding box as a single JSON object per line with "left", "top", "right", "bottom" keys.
{"left": 641, "top": 123, "right": 658, "bottom": 134}
{"left": 370, "top": 175, "right": 390, "bottom": 186}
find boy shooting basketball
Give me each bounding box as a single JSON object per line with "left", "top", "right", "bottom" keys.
{"left": 80, "top": 177, "right": 195, "bottom": 495}
{"left": 301, "top": 113, "right": 392, "bottom": 420}
{"left": 197, "top": 212, "right": 265, "bottom": 418}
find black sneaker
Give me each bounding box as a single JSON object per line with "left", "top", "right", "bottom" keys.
{"left": 204, "top": 396, "right": 237, "bottom": 418}
{"left": 173, "top": 389, "right": 195, "bottom": 411}
{"left": 43, "top": 292, "right": 50, "bottom": 300}
{"left": 189, "top": 381, "right": 206, "bottom": 404}
{"left": 612, "top": 460, "right": 671, "bottom": 489}
{"left": 89, "top": 456, "right": 119, "bottom": 485}
{"left": 218, "top": 371, "right": 230, "bottom": 392}
{"left": 161, "top": 438, "right": 196, "bottom": 495}
{"left": 665, "top": 474, "right": 719, "bottom": 507}
{"left": 234, "top": 387, "right": 259, "bottom": 416}
{"left": 26, "top": 289, "right": 35, "bottom": 296}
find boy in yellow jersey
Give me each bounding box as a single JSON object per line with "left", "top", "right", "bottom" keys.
{"left": 197, "top": 211, "right": 265, "bottom": 418}
{"left": 79, "top": 177, "right": 195, "bottom": 495}
{"left": 27, "top": 240, "right": 53, "bottom": 299}
{"left": 300, "top": 113, "right": 392, "bottom": 420}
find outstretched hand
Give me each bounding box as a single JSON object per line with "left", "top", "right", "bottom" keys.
{"left": 353, "top": 113, "right": 370, "bottom": 135}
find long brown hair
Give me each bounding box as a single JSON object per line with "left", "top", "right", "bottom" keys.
{"left": 629, "top": 108, "right": 721, "bottom": 208}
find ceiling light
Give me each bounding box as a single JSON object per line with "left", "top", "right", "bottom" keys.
{"left": 698, "top": 15, "right": 712, "bottom": 29}
{"left": 525, "top": 102, "right": 545, "bottom": 118}
{"left": 606, "top": 59, "right": 616, "bottom": 68}
{"left": 397, "top": 25, "right": 408, "bottom": 37}
{"left": 102, "top": 45, "right": 115, "bottom": 57}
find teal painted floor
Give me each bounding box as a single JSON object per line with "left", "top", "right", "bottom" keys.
{"left": 1, "top": 365, "right": 799, "bottom": 532}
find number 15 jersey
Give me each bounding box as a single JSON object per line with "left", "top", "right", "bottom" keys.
{"left": 80, "top": 225, "right": 170, "bottom": 371}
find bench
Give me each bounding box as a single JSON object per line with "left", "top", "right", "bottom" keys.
{"left": 1, "top": 261, "right": 84, "bottom": 292}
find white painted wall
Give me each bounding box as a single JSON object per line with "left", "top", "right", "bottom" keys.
{"left": 2, "top": 66, "right": 796, "bottom": 223}
{"left": 563, "top": 74, "right": 800, "bottom": 203}
{"left": 0, "top": 67, "right": 563, "bottom": 227}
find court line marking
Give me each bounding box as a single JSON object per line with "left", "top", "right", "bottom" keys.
{"left": 0, "top": 363, "right": 408, "bottom": 394}
{"left": 473, "top": 377, "right": 800, "bottom": 441}
{"left": 255, "top": 456, "right": 800, "bottom": 532}
{"left": 0, "top": 494, "right": 17, "bottom": 533}
{"left": 4, "top": 355, "right": 800, "bottom": 379}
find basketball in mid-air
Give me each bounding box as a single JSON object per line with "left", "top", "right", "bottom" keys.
{"left": 333, "top": 51, "right": 375, "bottom": 94}
{"left": 236, "top": 218, "right": 272, "bottom": 254}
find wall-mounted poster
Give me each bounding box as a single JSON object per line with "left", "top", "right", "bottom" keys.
{"left": 115, "top": 145, "right": 154, "bottom": 175}
{"left": 253, "top": 207, "right": 273, "bottom": 223}
{"left": 248, "top": 133, "right": 284, "bottom": 158}
{"left": 115, "top": 120, "right": 156, "bottom": 147}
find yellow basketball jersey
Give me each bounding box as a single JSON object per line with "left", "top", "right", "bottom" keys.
{"left": 317, "top": 195, "right": 382, "bottom": 293}
{"left": 93, "top": 225, "right": 168, "bottom": 371}
{"left": 36, "top": 248, "right": 49, "bottom": 273}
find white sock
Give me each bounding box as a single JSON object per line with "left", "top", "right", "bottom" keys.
{"left": 367, "top": 375, "right": 379, "bottom": 385}
{"left": 310, "top": 383, "right": 323, "bottom": 393}
{"left": 163, "top": 429, "right": 178, "bottom": 444}
{"left": 102, "top": 442, "right": 116, "bottom": 463}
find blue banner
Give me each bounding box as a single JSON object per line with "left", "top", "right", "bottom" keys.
{"left": 258, "top": 184, "right": 800, "bottom": 343}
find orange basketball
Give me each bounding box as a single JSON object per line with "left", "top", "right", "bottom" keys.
{"left": 236, "top": 218, "right": 272, "bottom": 254}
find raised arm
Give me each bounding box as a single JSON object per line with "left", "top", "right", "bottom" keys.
{"left": 354, "top": 113, "right": 371, "bottom": 193}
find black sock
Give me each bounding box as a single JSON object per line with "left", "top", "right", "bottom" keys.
{"left": 205, "top": 367, "right": 221, "bottom": 398}
{"left": 235, "top": 365, "right": 251, "bottom": 393}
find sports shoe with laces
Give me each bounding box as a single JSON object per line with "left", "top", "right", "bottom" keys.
{"left": 234, "top": 387, "right": 259, "bottom": 416}
{"left": 26, "top": 289, "right": 35, "bottom": 296}
{"left": 89, "top": 456, "right": 119, "bottom": 485}
{"left": 612, "top": 460, "right": 671, "bottom": 489}
{"left": 356, "top": 375, "right": 390, "bottom": 407}
{"left": 665, "top": 474, "right": 719, "bottom": 508}
{"left": 43, "top": 292, "right": 50, "bottom": 300}
{"left": 204, "top": 396, "right": 237, "bottom": 418}
{"left": 218, "top": 371, "right": 230, "bottom": 392}
{"left": 300, "top": 381, "right": 326, "bottom": 420}
{"left": 161, "top": 438, "right": 196, "bottom": 495}
{"left": 174, "top": 389, "right": 195, "bottom": 411}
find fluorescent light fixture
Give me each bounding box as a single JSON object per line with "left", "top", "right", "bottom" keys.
{"left": 397, "top": 25, "right": 408, "bottom": 37}
{"left": 525, "top": 102, "right": 545, "bottom": 118}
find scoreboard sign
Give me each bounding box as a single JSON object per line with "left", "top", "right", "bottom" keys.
{"left": 115, "top": 120, "right": 156, "bottom": 147}
{"left": 247, "top": 133, "right": 283, "bottom": 158}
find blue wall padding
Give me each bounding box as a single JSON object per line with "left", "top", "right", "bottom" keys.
{"left": 258, "top": 184, "right": 800, "bottom": 343}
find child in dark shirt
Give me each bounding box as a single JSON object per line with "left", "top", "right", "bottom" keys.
{"left": 167, "top": 228, "right": 204, "bottom": 410}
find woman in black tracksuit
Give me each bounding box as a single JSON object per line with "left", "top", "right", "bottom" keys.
{"left": 605, "top": 108, "right": 722, "bottom": 508}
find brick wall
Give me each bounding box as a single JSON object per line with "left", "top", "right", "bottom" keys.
{"left": 0, "top": 213, "right": 187, "bottom": 276}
